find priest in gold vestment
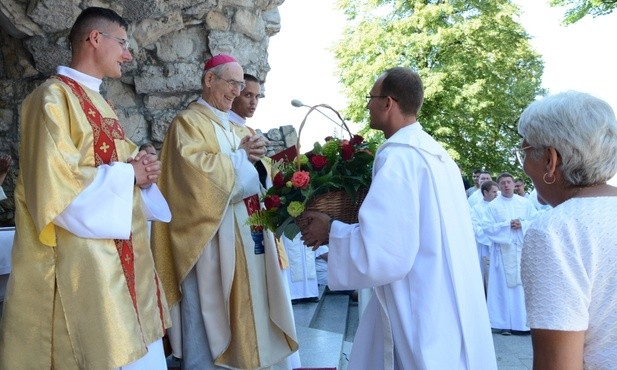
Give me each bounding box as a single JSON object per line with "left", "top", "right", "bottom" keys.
{"left": 152, "top": 55, "right": 298, "bottom": 369}
{"left": 0, "top": 8, "right": 171, "bottom": 370}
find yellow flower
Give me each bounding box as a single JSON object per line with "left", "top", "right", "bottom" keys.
{"left": 287, "top": 201, "right": 305, "bottom": 217}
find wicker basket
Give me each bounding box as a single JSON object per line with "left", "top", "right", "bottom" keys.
{"left": 297, "top": 188, "right": 368, "bottom": 227}
{"left": 294, "top": 103, "right": 368, "bottom": 226}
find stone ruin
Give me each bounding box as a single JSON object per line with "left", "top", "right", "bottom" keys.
{"left": 0, "top": 0, "right": 299, "bottom": 224}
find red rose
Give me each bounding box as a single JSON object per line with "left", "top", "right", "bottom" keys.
{"left": 264, "top": 195, "right": 281, "bottom": 209}
{"left": 310, "top": 155, "right": 328, "bottom": 171}
{"left": 341, "top": 143, "right": 354, "bottom": 161}
{"left": 290, "top": 171, "right": 310, "bottom": 189}
{"left": 350, "top": 134, "right": 364, "bottom": 146}
{"left": 273, "top": 171, "right": 285, "bottom": 188}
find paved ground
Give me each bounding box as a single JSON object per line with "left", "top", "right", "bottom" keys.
{"left": 340, "top": 298, "right": 533, "bottom": 370}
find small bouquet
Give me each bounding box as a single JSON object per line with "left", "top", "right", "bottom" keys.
{"left": 249, "top": 134, "right": 377, "bottom": 239}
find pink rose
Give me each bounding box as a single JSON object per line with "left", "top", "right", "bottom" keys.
{"left": 264, "top": 195, "right": 281, "bottom": 210}
{"left": 291, "top": 171, "right": 310, "bottom": 189}
{"left": 310, "top": 155, "right": 328, "bottom": 171}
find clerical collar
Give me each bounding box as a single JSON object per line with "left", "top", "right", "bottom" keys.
{"left": 56, "top": 66, "right": 102, "bottom": 92}
{"left": 228, "top": 110, "right": 246, "bottom": 126}
{"left": 196, "top": 97, "right": 231, "bottom": 130}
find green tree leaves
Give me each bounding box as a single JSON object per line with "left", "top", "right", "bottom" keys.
{"left": 550, "top": 0, "right": 617, "bottom": 24}
{"left": 334, "top": 0, "right": 546, "bottom": 177}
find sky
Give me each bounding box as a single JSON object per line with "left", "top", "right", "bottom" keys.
{"left": 249, "top": 0, "right": 617, "bottom": 184}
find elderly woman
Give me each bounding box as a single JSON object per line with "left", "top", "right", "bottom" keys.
{"left": 517, "top": 91, "right": 617, "bottom": 370}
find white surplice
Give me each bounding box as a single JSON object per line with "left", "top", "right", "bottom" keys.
{"left": 470, "top": 200, "right": 493, "bottom": 290}
{"left": 283, "top": 235, "right": 319, "bottom": 300}
{"left": 327, "top": 123, "right": 497, "bottom": 370}
{"left": 484, "top": 194, "right": 536, "bottom": 331}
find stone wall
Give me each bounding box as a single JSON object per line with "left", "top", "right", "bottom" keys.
{"left": 0, "top": 0, "right": 296, "bottom": 224}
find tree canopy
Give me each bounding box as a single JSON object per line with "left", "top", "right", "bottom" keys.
{"left": 550, "top": 0, "right": 617, "bottom": 24}
{"left": 334, "top": 0, "right": 545, "bottom": 179}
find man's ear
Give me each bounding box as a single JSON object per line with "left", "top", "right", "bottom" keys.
{"left": 203, "top": 71, "right": 214, "bottom": 88}
{"left": 85, "top": 29, "right": 101, "bottom": 49}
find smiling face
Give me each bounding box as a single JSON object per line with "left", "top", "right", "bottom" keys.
{"left": 92, "top": 25, "right": 132, "bottom": 79}
{"left": 232, "top": 80, "right": 261, "bottom": 118}
{"left": 203, "top": 62, "right": 244, "bottom": 112}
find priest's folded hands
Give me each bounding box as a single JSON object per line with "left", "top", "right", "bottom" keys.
{"left": 240, "top": 134, "right": 270, "bottom": 162}
{"left": 128, "top": 150, "right": 161, "bottom": 188}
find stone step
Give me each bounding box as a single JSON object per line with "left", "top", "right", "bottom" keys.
{"left": 293, "top": 290, "right": 351, "bottom": 369}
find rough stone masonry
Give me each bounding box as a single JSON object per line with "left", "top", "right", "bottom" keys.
{"left": 0, "top": 0, "right": 299, "bottom": 224}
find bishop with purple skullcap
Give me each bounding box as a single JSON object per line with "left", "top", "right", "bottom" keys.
{"left": 204, "top": 54, "right": 238, "bottom": 70}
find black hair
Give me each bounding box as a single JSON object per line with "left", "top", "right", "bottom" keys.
{"left": 68, "top": 7, "right": 128, "bottom": 49}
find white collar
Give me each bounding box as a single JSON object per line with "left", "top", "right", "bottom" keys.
{"left": 228, "top": 110, "right": 246, "bottom": 126}
{"left": 56, "top": 66, "right": 102, "bottom": 92}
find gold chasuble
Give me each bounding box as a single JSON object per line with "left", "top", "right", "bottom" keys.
{"left": 152, "top": 102, "right": 298, "bottom": 369}
{"left": 0, "top": 76, "right": 170, "bottom": 369}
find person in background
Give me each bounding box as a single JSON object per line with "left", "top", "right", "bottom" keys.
{"left": 470, "top": 180, "right": 499, "bottom": 293}
{"left": 0, "top": 7, "right": 172, "bottom": 369}
{"left": 468, "top": 170, "right": 493, "bottom": 207}
{"left": 299, "top": 67, "right": 496, "bottom": 369}
{"left": 467, "top": 168, "right": 482, "bottom": 197}
{"left": 152, "top": 54, "right": 297, "bottom": 369}
{"left": 514, "top": 178, "right": 529, "bottom": 198}
{"left": 484, "top": 173, "right": 536, "bottom": 336}
{"left": 518, "top": 91, "right": 617, "bottom": 370}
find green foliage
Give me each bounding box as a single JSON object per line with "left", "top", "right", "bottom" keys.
{"left": 550, "top": 0, "right": 617, "bottom": 24}
{"left": 334, "top": 0, "right": 546, "bottom": 180}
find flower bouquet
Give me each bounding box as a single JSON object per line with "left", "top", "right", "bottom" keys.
{"left": 249, "top": 104, "right": 377, "bottom": 239}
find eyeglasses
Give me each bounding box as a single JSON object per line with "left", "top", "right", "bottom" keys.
{"left": 365, "top": 95, "right": 398, "bottom": 103}
{"left": 98, "top": 32, "right": 130, "bottom": 51}
{"left": 513, "top": 145, "right": 533, "bottom": 166}
{"left": 213, "top": 74, "right": 246, "bottom": 91}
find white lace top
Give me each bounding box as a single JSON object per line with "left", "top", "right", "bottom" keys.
{"left": 522, "top": 197, "right": 617, "bottom": 369}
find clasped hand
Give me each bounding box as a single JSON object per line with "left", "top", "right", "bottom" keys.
{"left": 239, "top": 134, "right": 269, "bottom": 163}
{"left": 128, "top": 149, "right": 161, "bottom": 188}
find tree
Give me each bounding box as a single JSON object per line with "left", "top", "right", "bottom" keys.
{"left": 334, "top": 0, "right": 545, "bottom": 178}
{"left": 550, "top": 0, "right": 617, "bottom": 24}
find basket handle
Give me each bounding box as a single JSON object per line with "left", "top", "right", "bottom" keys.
{"left": 296, "top": 104, "right": 352, "bottom": 160}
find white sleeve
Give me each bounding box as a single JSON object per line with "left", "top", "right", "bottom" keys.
{"left": 140, "top": 184, "right": 171, "bottom": 222}
{"left": 228, "top": 148, "right": 261, "bottom": 199}
{"left": 53, "top": 162, "right": 134, "bottom": 240}
{"left": 0, "top": 187, "right": 6, "bottom": 201}
{"left": 522, "top": 225, "right": 590, "bottom": 331}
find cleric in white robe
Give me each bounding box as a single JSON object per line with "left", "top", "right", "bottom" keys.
{"left": 299, "top": 67, "right": 496, "bottom": 370}
{"left": 484, "top": 173, "right": 537, "bottom": 333}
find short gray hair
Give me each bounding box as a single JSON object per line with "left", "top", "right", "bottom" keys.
{"left": 518, "top": 91, "right": 617, "bottom": 186}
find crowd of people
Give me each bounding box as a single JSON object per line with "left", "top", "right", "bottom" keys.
{"left": 0, "top": 5, "right": 616, "bottom": 370}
